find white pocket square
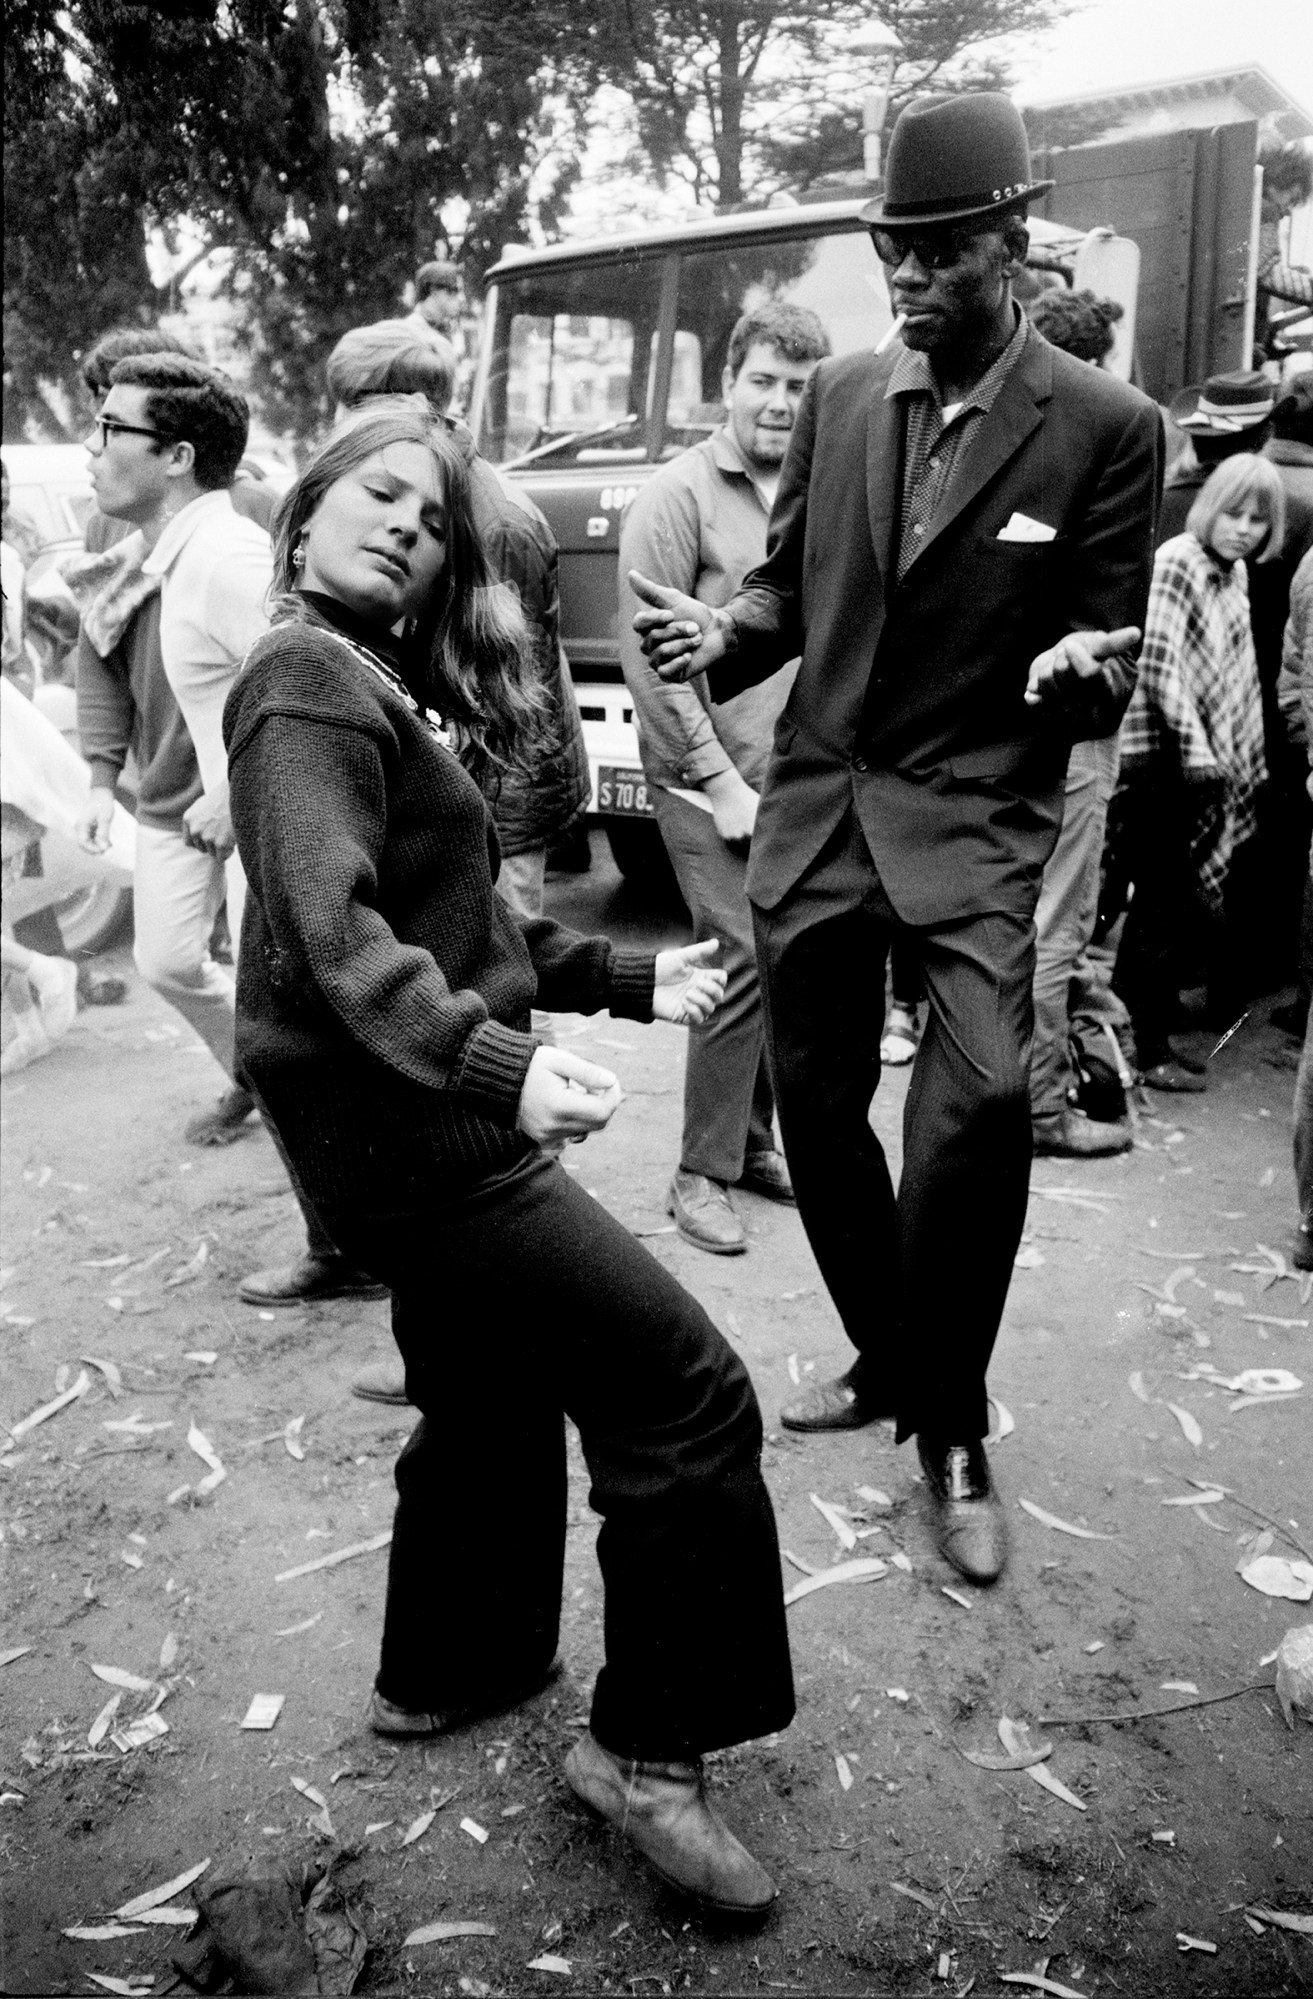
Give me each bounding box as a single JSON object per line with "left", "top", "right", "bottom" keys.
{"left": 997, "top": 512, "right": 1056, "bottom": 543}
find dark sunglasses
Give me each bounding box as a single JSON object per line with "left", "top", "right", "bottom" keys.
{"left": 869, "top": 227, "right": 986, "bottom": 272}
{"left": 88, "top": 415, "right": 171, "bottom": 447}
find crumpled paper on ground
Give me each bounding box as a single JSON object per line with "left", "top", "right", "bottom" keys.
{"left": 172, "top": 1854, "right": 365, "bottom": 1994}
{"left": 1275, "top": 1623, "right": 1313, "bottom": 1729}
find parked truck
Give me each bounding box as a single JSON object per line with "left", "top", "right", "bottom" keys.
{"left": 465, "top": 120, "right": 1266, "bottom": 887}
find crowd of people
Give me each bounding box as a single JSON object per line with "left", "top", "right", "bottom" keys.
{"left": 2, "top": 86, "right": 1313, "bottom": 1916}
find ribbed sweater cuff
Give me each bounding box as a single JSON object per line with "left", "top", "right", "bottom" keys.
{"left": 456, "top": 1020, "right": 538, "bottom": 1125}
{"left": 87, "top": 757, "right": 124, "bottom": 794}
{"left": 608, "top": 948, "right": 656, "bottom": 1022}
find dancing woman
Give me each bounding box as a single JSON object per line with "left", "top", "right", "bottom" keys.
{"left": 221, "top": 410, "right": 793, "bottom": 1913}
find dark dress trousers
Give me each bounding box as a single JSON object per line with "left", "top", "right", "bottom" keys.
{"left": 710, "top": 331, "right": 1163, "bottom": 1440}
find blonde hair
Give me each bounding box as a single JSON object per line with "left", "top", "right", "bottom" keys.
{"left": 1186, "top": 452, "right": 1287, "bottom": 563}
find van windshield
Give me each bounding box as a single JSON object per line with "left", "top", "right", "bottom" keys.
{"left": 475, "top": 224, "right": 888, "bottom": 467}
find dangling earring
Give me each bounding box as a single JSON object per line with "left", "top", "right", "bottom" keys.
{"left": 292, "top": 530, "right": 307, "bottom": 571}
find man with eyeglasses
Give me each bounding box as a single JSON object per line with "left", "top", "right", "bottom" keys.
{"left": 630, "top": 93, "right": 1162, "bottom": 1585}
{"left": 75, "top": 353, "right": 382, "bottom": 1310}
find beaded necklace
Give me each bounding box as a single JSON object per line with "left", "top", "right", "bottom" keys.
{"left": 316, "top": 622, "right": 451, "bottom": 748}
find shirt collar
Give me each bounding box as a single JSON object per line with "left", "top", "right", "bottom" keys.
{"left": 141, "top": 489, "right": 236, "bottom": 577}
{"left": 709, "top": 424, "right": 773, "bottom": 510}
{"left": 885, "top": 304, "right": 1029, "bottom": 415}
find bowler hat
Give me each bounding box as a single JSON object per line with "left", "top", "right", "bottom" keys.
{"left": 1169, "top": 369, "right": 1276, "bottom": 435}
{"left": 860, "top": 93, "right": 1053, "bottom": 228}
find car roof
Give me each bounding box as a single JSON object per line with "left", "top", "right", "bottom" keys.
{"left": 485, "top": 200, "right": 1087, "bottom": 282}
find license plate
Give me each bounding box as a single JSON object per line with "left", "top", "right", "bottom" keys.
{"left": 597, "top": 765, "right": 654, "bottom": 816}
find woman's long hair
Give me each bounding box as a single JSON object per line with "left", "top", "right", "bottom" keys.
{"left": 269, "top": 410, "right": 547, "bottom": 781}
{"left": 1186, "top": 451, "right": 1288, "bottom": 565}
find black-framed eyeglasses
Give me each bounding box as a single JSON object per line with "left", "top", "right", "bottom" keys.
{"left": 87, "top": 415, "right": 171, "bottom": 447}
{"left": 869, "top": 226, "right": 984, "bottom": 272}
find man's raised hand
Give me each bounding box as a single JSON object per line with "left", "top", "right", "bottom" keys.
{"left": 1024, "top": 626, "right": 1141, "bottom": 709}
{"left": 629, "top": 570, "right": 727, "bottom": 681}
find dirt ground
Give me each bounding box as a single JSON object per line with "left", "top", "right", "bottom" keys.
{"left": 1, "top": 838, "right": 1310, "bottom": 1998}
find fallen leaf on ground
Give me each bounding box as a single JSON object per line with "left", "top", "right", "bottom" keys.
{"left": 113, "top": 1858, "right": 210, "bottom": 1918}
{"left": 889, "top": 1880, "right": 937, "bottom": 1910}
{"left": 1241, "top": 1557, "right": 1313, "bottom": 1602}
{"left": 1160, "top": 1681, "right": 1199, "bottom": 1695}
{"left": 183, "top": 1352, "right": 217, "bottom": 1365}
{"left": 158, "top": 1634, "right": 177, "bottom": 1670}
{"left": 782, "top": 1549, "right": 817, "bottom": 1576}
{"left": 290, "top": 1776, "right": 328, "bottom": 1810}
{"left": 0, "top": 1646, "right": 32, "bottom": 1667}
{"left": 854, "top": 1485, "right": 892, "bottom": 1509}
{"left": 1014, "top": 1244, "right": 1045, "bottom": 1268}
{"left": 1214, "top": 1289, "right": 1247, "bottom": 1306}
{"left": 365, "top": 1821, "right": 393, "bottom": 1836}
{"left": 81, "top": 1356, "right": 122, "bottom": 1397}
{"left": 275, "top": 1613, "right": 323, "bottom": 1637}
{"left": 186, "top": 1421, "right": 226, "bottom": 1495}
{"left": 63, "top": 1924, "right": 146, "bottom": 1940}
{"left": 284, "top": 1415, "right": 305, "bottom": 1461}
{"left": 886, "top": 1688, "right": 909, "bottom": 1702}
{"left": 1243, "top": 1314, "right": 1308, "bottom": 1329}
{"left": 275, "top": 1531, "right": 391, "bottom": 1582}
{"left": 1084, "top": 1641, "right": 1105, "bottom": 1654}
{"left": 784, "top": 1558, "right": 887, "bottom": 1606}
{"left": 85, "top": 1976, "right": 154, "bottom": 1996}
{"left": 9, "top": 1369, "right": 91, "bottom": 1440}
{"left": 810, "top": 1491, "right": 858, "bottom": 1551}
{"left": 786, "top": 1354, "right": 800, "bottom": 1385}
{"left": 164, "top": 1241, "right": 209, "bottom": 1287}
{"left": 1128, "top": 1371, "right": 1151, "bottom": 1404}
{"left": 1019, "top": 1499, "right": 1116, "bottom": 1540}
{"left": 131, "top": 1906, "right": 196, "bottom": 1926}
{"left": 1162, "top": 1489, "right": 1226, "bottom": 1507}
{"left": 1247, "top": 1907, "right": 1313, "bottom": 1935}
{"left": 961, "top": 1738, "right": 1053, "bottom": 1771}
{"left": 988, "top": 1397, "right": 1015, "bottom": 1440}
{"left": 402, "top": 1809, "right": 435, "bottom": 1845}
{"left": 890, "top": 1550, "right": 914, "bottom": 1573}
{"left": 942, "top": 1586, "right": 973, "bottom": 1610}
{"left": 461, "top": 1817, "right": 489, "bottom": 1844}
{"left": 88, "top": 1694, "right": 122, "bottom": 1747}
{"left": 1176, "top": 1934, "right": 1217, "bottom": 1953}
{"left": 999, "top": 1974, "right": 1087, "bottom": 1999}
{"left": 90, "top": 1664, "right": 156, "bottom": 1694}
{"left": 835, "top": 1753, "right": 853, "bottom": 1791}
{"left": 527, "top": 1957, "right": 572, "bottom": 1975}
{"left": 1027, "top": 1763, "right": 1087, "bottom": 1810}
{"left": 405, "top": 1922, "right": 498, "bottom": 1945}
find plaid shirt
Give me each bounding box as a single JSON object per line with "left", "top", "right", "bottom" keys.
{"left": 1119, "top": 531, "right": 1267, "bottom": 905}
{"left": 887, "top": 307, "right": 1030, "bottom": 583}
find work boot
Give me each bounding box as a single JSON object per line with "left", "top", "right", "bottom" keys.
{"left": 737, "top": 1149, "right": 795, "bottom": 1204}
{"left": 666, "top": 1170, "right": 746, "bottom": 1254}
{"left": 1032, "top": 1110, "right": 1132, "bottom": 1158}
{"left": 564, "top": 1730, "right": 776, "bottom": 1915}
{"left": 239, "top": 1253, "right": 388, "bottom": 1307}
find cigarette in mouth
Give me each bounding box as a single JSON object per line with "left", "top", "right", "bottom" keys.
{"left": 875, "top": 312, "right": 908, "bottom": 356}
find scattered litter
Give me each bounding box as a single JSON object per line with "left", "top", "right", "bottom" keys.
{"left": 810, "top": 1491, "right": 858, "bottom": 1551}
{"left": 1164, "top": 1403, "right": 1203, "bottom": 1448}
{"left": 241, "top": 1694, "right": 284, "bottom": 1731}
{"left": 782, "top": 1550, "right": 818, "bottom": 1577}
{"left": 1041, "top": 1681, "right": 1270, "bottom": 1726}
{"left": 165, "top": 1241, "right": 209, "bottom": 1288}
{"left": 88, "top": 1694, "right": 122, "bottom": 1747}
{"left": 401, "top": 1809, "right": 435, "bottom": 1846}
{"left": 275, "top": 1531, "right": 391, "bottom": 1582}
{"left": 365, "top": 1821, "right": 393, "bottom": 1837}
{"left": 1227, "top": 1367, "right": 1302, "bottom": 1395}
{"left": 186, "top": 1422, "right": 227, "bottom": 1495}
{"left": 988, "top": 1397, "right": 1015, "bottom": 1440}
{"left": 85, "top": 1975, "right": 154, "bottom": 1995}
{"left": 889, "top": 1881, "right": 937, "bottom": 1911}
{"left": 0, "top": 1645, "right": 32, "bottom": 1668}
{"left": 284, "top": 1415, "right": 305, "bottom": 1462}
{"left": 111, "top": 1714, "right": 168, "bottom": 1753}
{"left": 1241, "top": 1556, "right": 1313, "bottom": 1602}
{"left": 8, "top": 1369, "right": 90, "bottom": 1440}
{"left": 184, "top": 1351, "right": 217, "bottom": 1365}
{"left": 855, "top": 1485, "right": 892, "bottom": 1509}
{"left": 103, "top": 1413, "right": 172, "bottom": 1437}
{"left": 1214, "top": 1290, "right": 1247, "bottom": 1307}
{"left": 460, "top": 1817, "right": 489, "bottom": 1844}
{"left": 63, "top": 1924, "right": 146, "bottom": 1941}
{"left": 1152, "top": 1829, "right": 1176, "bottom": 1845}
{"left": 527, "top": 1956, "right": 572, "bottom": 1975}
{"left": 133, "top": 1906, "right": 197, "bottom": 1926}
{"left": 275, "top": 1613, "right": 323, "bottom": 1638}
{"left": 406, "top": 1922, "right": 498, "bottom": 1945}
{"left": 1162, "top": 1488, "right": 1225, "bottom": 1507}
{"left": 961, "top": 1736, "right": 1052, "bottom": 1772}
{"left": 82, "top": 1356, "right": 122, "bottom": 1397}
{"left": 998, "top": 1718, "right": 1086, "bottom": 1810}
{"left": 787, "top": 1354, "right": 800, "bottom": 1385}
{"left": 1014, "top": 1244, "right": 1045, "bottom": 1268}
{"left": 290, "top": 1777, "right": 328, "bottom": 1810}
{"left": 1127, "top": 1371, "right": 1151, "bottom": 1404}
{"left": 1018, "top": 1498, "right": 1116, "bottom": 1540}
{"left": 158, "top": 1633, "right": 178, "bottom": 1671}
{"left": 1160, "top": 1681, "right": 1199, "bottom": 1695}
{"left": 166, "top": 1485, "right": 192, "bottom": 1506}
{"left": 1274, "top": 1624, "right": 1313, "bottom": 1728}
{"left": 942, "top": 1586, "right": 973, "bottom": 1610}
{"left": 121, "top": 1549, "right": 143, "bottom": 1570}
{"left": 91, "top": 1664, "right": 157, "bottom": 1694}
{"left": 1242, "top": 1314, "right": 1308, "bottom": 1330}
{"left": 784, "top": 1557, "right": 887, "bottom": 1606}
{"left": 999, "top": 1974, "right": 1087, "bottom": 1999}
{"left": 886, "top": 1688, "right": 910, "bottom": 1703}
{"left": 1177, "top": 1934, "right": 1217, "bottom": 1953}
{"left": 1084, "top": 1641, "right": 1104, "bottom": 1654}
{"left": 1247, "top": 1907, "right": 1313, "bottom": 1935}
{"left": 936, "top": 1952, "right": 952, "bottom": 1980}
{"left": 114, "top": 1858, "right": 210, "bottom": 1918}
{"left": 835, "top": 1752, "right": 854, "bottom": 1791}
{"left": 891, "top": 1550, "right": 914, "bottom": 1573}
{"left": 82, "top": 1255, "right": 131, "bottom": 1268}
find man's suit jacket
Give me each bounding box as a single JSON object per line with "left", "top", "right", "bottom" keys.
{"left": 710, "top": 329, "right": 1164, "bottom": 925}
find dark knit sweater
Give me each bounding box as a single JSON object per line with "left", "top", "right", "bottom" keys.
{"left": 222, "top": 609, "right": 655, "bottom": 1221}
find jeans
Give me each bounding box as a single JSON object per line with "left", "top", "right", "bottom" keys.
{"left": 322, "top": 1150, "right": 795, "bottom": 1760}
{"left": 1030, "top": 737, "right": 1119, "bottom": 1129}
{"left": 652, "top": 786, "right": 775, "bottom": 1183}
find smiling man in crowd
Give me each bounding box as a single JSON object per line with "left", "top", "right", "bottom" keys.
{"left": 630, "top": 94, "right": 1162, "bottom": 1584}
{"left": 619, "top": 304, "right": 830, "bottom": 1253}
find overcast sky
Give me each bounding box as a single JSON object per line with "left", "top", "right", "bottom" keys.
{"left": 1010, "top": 0, "right": 1312, "bottom": 116}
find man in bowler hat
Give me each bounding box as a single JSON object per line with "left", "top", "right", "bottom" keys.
{"left": 630, "top": 93, "right": 1163, "bottom": 1584}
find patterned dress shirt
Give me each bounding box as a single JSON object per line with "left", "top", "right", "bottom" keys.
{"left": 886, "top": 307, "right": 1031, "bottom": 583}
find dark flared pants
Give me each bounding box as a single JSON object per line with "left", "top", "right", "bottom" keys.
{"left": 322, "top": 1151, "right": 794, "bottom": 1762}
{"left": 754, "top": 812, "right": 1035, "bottom": 1444}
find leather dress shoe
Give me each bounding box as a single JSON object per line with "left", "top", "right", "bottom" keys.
{"left": 350, "top": 1361, "right": 411, "bottom": 1406}
{"left": 239, "top": 1254, "right": 388, "bottom": 1308}
{"left": 916, "top": 1436, "right": 1008, "bottom": 1584}
{"left": 369, "top": 1656, "right": 562, "bottom": 1738}
{"left": 1032, "top": 1110, "right": 1132, "bottom": 1158}
{"left": 666, "top": 1170, "right": 746, "bottom": 1254}
{"left": 737, "top": 1149, "right": 796, "bottom": 1204}
{"left": 184, "top": 1084, "right": 258, "bottom": 1147}
{"left": 780, "top": 1370, "right": 887, "bottom": 1432}
{"left": 564, "top": 1729, "right": 775, "bottom": 1915}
